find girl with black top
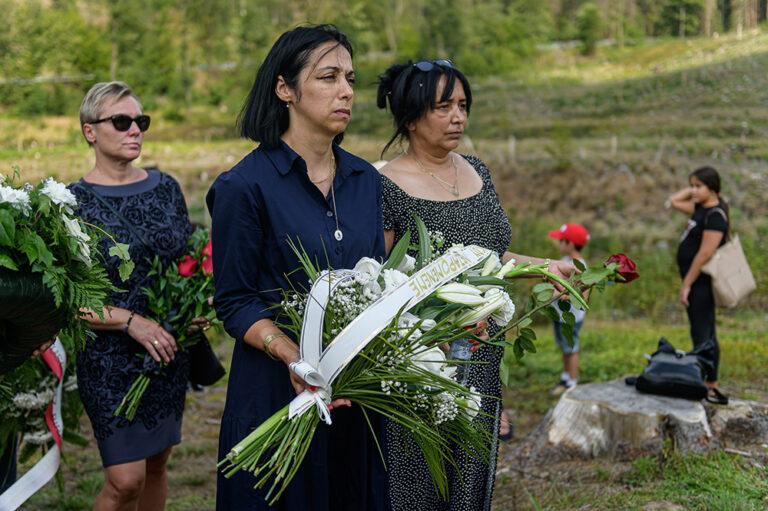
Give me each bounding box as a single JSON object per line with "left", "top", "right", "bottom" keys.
{"left": 669, "top": 166, "right": 729, "bottom": 400}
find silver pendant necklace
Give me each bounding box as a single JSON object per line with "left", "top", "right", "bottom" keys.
{"left": 328, "top": 154, "right": 343, "bottom": 241}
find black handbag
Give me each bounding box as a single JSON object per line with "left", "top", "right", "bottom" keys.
{"left": 186, "top": 332, "right": 226, "bottom": 386}
{"left": 634, "top": 338, "right": 714, "bottom": 401}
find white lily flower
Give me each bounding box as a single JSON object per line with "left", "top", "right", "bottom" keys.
{"left": 436, "top": 282, "right": 485, "bottom": 306}
{"left": 395, "top": 253, "right": 416, "bottom": 274}
{"left": 480, "top": 252, "right": 501, "bottom": 277}
{"left": 457, "top": 288, "right": 507, "bottom": 327}
{"left": 490, "top": 290, "right": 516, "bottom": 326}
{"left": 353, "top": 257, "right": 382, "bottom": 279}
{"left": 0, "top": 185, "right": 31, "bottom": 215}
{"left": 419, "top": 318, "right": 437, "bottom": 330}
{"left": 397, "top": 312, "right": 421, "bottom": 329}
{"left": 41, "top": 177, "right": 78, "bottom": 212}
{"left": 441, "top": 362, "right": 457, "bottom": 380}
{"left": 382, "top": 268, "right": 408, "bottom": 294}
{"left": 411, "top": 346, "right": 448, "bottom": 376}
{"left": 495, "top": 258, "right": 517, "bottom": 279}
{"left": 438, "top": 283, "right": 483, "bottom": 295}
{"left": 456, "top": 386, "right": 482, "bottom": 418}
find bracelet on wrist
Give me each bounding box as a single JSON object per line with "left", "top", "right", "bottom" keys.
{"left": 263, "top": 333, "right": 289, "bottom": 360}
{"left": 123, "top": 310, "right": 136, "bottom": 334}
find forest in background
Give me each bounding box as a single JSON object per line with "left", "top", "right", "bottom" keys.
{"left": 3, "top": 0, "right": 768, "bottom": 115}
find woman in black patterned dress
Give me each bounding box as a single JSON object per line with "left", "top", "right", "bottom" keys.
{"left": 376, "top": 61, "right": 575, "bottom": 511}
{"left": 69, "top": 82, "right": 196, "bottom": 510}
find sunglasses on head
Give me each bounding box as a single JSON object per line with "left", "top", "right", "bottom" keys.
{"left": 90, "top": 114, "right": 151, "bottom": 132}
{"left": 413, "top": 59, "right": 454, "bottom": 72}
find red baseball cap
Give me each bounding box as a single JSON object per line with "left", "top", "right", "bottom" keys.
{"left": 548, "top": 223, "right": 590, "bottom": 247}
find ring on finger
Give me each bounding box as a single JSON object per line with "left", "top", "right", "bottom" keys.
{"left": 152, "top": 339, "right": 159, "bottom": 346}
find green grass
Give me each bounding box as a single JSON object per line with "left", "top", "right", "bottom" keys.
{"left": 496, "top": 316, "right": 768, "bottom": 510}
{"left": 510, "top": 450, "right": 768, "bottom": 511}
{"left": 503, "top": 316, "right": 768, "bottom": 417}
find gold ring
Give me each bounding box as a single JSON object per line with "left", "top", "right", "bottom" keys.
{"left": 153, "top": 340, "right": 159, "bottom": 346}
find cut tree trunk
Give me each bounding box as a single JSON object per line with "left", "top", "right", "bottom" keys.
{"left": 512, "top": 379, "right": 768, "bottom": 465}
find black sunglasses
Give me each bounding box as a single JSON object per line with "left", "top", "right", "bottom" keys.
{"left": 413, "top": 59, "right": 454, "bottom": 72}
{"left": 90, "top": 114, "right": 151, "bottom": 132}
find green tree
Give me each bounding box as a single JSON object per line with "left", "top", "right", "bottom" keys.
{"left": 658, "top": 0, "right": 705, "bottom": 36}
{"left": 577, "top": 2, "right": 603, "bottom": 55}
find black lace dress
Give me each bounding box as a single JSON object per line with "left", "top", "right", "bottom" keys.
{"left": 381, "top": 155, "right": 512, "bottom": 511}
{"left": 69, "top": 170, "right": 192, "bottom": 467}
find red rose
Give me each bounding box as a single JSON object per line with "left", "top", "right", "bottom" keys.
{"left": 202, "top": 240, "right": 212, "bottom": 259}
{"left": 178, "top": 255, "right": 199, "bottom": 277}
{"left": 201, "top": 255, "right": 213, "bottom": 275}
{"left": 606, "top": 253, "right": 639, "bottom": 283}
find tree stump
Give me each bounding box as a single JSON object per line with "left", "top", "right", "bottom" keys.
{"left": 512, "top": 379, "right": 768, "bottom": 466}
{"left": 514, "top": 379, "right": 709, "bottom": 463}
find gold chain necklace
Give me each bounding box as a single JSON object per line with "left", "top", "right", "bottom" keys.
{"left": 309, "top": 161, "right": 335, "bottom": 184}
{"left": 411, "top": 152, "right": 459, "bottom": 197}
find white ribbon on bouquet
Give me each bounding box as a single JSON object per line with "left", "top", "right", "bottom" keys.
{"left": 0, "top": 339, "right": 66, "bottom": 511}
{"left": 288, "top": 245, "right": 491, "bottom": 425}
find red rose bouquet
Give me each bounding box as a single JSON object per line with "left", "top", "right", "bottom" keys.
{"left": 114, "top": 227, "right": 218, "bottom": 420}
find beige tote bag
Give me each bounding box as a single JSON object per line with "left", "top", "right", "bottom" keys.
{"left": 701, "top": 232, "right": 756, "bottom": 308}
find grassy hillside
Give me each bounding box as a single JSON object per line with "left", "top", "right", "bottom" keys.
{"left": 2, "top": 31, "right": 767, "bottom": 317}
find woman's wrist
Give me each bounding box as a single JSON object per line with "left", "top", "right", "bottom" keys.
{"left": 123, "top": 310, "right": 136, "bottom": 334}
{"left": 263, "top": 333, "right": 295, "bottom": 363}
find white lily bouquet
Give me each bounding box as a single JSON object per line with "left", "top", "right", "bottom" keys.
{"left": 219, "top": 218, "right": 589, "bottom": 504}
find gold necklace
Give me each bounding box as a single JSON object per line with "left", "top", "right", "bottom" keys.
{"left": 309, "top": 159, "right": 335, "bottom": 184}
{"left": 411, "top": 152, "right": 459, "bottom": 197}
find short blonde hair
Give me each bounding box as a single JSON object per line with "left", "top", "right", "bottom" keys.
{"left": 79, "top": 81, "right": 142, "bottom": 128}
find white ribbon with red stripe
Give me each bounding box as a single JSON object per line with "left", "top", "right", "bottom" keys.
{"left": 0, "top": 339, "right": 66, "bottom": 511}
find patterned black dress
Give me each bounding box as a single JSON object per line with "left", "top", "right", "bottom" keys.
{"left": 381, "top": 155, "right": 512, "bottom": 511}
{"left": 70, "top": 170, "right": 192, "bottom": 467}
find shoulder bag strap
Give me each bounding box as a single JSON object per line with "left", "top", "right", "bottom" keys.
{"left": 705, "top": 207, "right": 730, "bottom": 242}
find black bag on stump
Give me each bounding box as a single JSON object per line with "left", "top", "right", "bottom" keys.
{"left": 0, "top": 269, "right": 68, "bottom": 375}
{"left": 634, "top": 338, "right": 715, "bottom": 401}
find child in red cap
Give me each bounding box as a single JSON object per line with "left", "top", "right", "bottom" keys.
{"left": 547, "top": 224, "right": 590, "bottom": 396}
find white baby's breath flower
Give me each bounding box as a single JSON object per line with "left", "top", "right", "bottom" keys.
{"left": 41, "top": 177, "right": 78, "bottom": 213}
{"left": 362, "top": 279, "right": 382, "bottom": 301}
{"left": 0, "top": 185, "right": 31, "bottom": 215}
{"left": 23, "top": 430, "right": 53, "bottom": 445}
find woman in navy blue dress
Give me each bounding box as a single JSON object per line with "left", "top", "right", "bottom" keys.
{"left": 207, "top": 25, "right": 388, "bottom": 511}
{"left": 69, "top": 82, "right": 195, "bottom": 509}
